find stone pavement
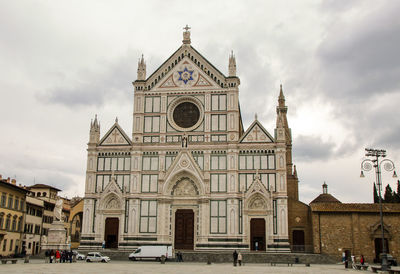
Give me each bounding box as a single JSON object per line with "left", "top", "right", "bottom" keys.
{"left": 0, "top": 260, "right": 362, "bottom": 274}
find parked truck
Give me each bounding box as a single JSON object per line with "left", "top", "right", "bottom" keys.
{"left": 128, "top": 245, "right": 173, "bottom": 261}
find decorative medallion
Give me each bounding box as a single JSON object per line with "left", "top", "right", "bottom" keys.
{"left": 173, "top": 64, "right": 199, "bottom": 87}
{"left": 295, "top": 216, "right": 301, "bottom": 223}
{"left": 177, "top": 67, "right": 194, "bottom": 84}
{"left": 180, "top": 160, "right": 188, "bottom": 167}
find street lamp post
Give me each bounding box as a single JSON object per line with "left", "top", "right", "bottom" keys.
{"left": 360, "top": 148, "right": 397, "bottom": 271}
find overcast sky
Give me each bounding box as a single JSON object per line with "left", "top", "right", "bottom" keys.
{"left": 1, "top": 0, "right": 399, "bottom": 203}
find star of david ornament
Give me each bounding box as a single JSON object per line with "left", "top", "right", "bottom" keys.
{"left": 177, "top": 67, "right": 194, "bottom": 84}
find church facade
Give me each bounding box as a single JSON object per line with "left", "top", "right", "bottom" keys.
{"left": 81, "top": 28, "right": 297, "bottom": 252}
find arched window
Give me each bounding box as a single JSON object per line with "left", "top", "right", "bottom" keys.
{"left": 0, "top": 214, "right": 4, "bottom": 229}
{"left": 37, "top": 192, "right": 41, "bottom": 197}
{"left": 12, "top": 217, "right": 16, "bottom": 231}
{"left": 42, "top": 192, "right": 47, "bottom": 197}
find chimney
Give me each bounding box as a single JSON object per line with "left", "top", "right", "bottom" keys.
{"left": 11, "top": 179, "right": 16, "bottom": 185}
{"left": 7, "top": 177, "right": 10, "bottom": 183}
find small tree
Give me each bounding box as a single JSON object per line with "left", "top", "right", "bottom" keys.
{"left": 383, "top": 184, "right": 394, "bottom": 203}
{"left": 395, "top": 180, "right": 400, "bottom": 203}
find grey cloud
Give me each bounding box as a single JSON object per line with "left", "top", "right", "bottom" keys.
{"left": 293, "top": 135, "right": 336, "bottom": 162}
{"left": 36, "top": 52, "right": 138, "bottom": 107}
{"left": 317, "top": 2, "right": 400, "bottom": 101}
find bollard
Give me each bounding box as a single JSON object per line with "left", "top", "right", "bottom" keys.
{"left": 160, "top": 255, "right": 166, "bottom": 264}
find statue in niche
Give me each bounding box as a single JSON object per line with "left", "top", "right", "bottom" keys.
{"left": 182, "top": 135, "right": 188, "bottom": 148}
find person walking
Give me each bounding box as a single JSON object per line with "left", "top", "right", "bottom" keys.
{"left": 360, "top": 255, "right": 365, "bottom": 265}
{"left": 50, "top": 250, "right": 54, "bottom": 263}
{"left": 233, "top": 250, "right": 238, "bottom": 267}
{"left": 238, "top": 252, "right": 242, "bottom": 266}
{"left": 55, "top": 250, "right": 60, "bottom": 263}
{"left": 44, "top": 250, "right": 49, "bottom": 263}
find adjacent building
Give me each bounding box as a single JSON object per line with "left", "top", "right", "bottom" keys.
{"left": 24, "top": 195, "right": 44, "bottom": 255}
{"left": 0, "top": 176, "right": 28, "bottom": 256}
{"left": 309, "top": 184, "right": 400, "bottom": 263}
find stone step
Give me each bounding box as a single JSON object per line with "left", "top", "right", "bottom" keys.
{"left": 72, "top": 249, "right": 337, "bottom": 264}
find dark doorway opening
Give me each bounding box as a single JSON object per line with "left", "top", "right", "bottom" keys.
{"left": 250, "top": 218, "right": 266, "bottom": 251}
{"left": 292, "top": 230, "right": 305, "bottom": 252}
{"left": 174, "top": 209, "right": 194, "bottom": 250}
{"left": 374, "top": 238, "right": 389, "bottom": 263}
{"left": 104, "top": 217, "right": 119, "bottom": 248}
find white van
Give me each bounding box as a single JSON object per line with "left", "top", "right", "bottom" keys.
{"left": 128, "top": 245, "right": 173, "bottom": 261}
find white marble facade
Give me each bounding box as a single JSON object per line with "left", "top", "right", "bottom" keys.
{"left": 81, "top": 28, "right": 290, "bottom": 251}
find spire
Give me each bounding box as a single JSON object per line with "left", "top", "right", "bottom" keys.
{"left": 137, "top": 54, "right": 146, "bottom": 80}
{"left": 183, "top": 24, "right": 191, "bottom": 44}
{"left": 115, "top": 117, "right": 118, "bottom": 123}
{"left": 278, "top": 84, "right": 285, "bottom": 108}
{"left": 89, "top": 114, "right": 100, "bottom": 144}
{"left": 293, "top": 165, "right": 298, "bottom": 178}
{"left": 229, "top": 50, "right": 236, "bottom": 77}
{"left": 255, "top": 113, "right": 258, "bottom": 120}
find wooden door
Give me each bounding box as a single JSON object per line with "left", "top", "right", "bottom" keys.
{"left": 104, "top": 218, "right": 119, "bottom": 248}
{"left": 174, "top": 209, "right": 194, "bottom": 250}
{"left": 292, "top": 230, "right": 305, "bottom": 252}
{"left": 250, "top": 218, "right": 266, "bottom": 251}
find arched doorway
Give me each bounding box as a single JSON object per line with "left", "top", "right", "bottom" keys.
{"left": 174, "top": 209, "right": 194, "bottom": 250}
{"left": 292, "top": 230, "right": 305, "bottom": 252}
{"left": 250, "top": 218, "right": 266, "bottom": 251}
{"left": 104, "top": 217, "right": 119, "bottom": 248}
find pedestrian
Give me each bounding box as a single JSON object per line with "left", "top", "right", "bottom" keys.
{"left": 233, "top": 250, "right": 238, "bottom": 267}
{"left": 238, "top": 252, "right": 242, "bottom": 266}
{"left": 50, "top": 250, "right": 54, "bottom": 263}
{"left": 69, "top": 250, "right": 73, "bottom": 263}
{"left": 342, "top": 252, "right": 346, "bottom": 263}
{"left": 255, "top": 242, "right": 258, "bottom": 251}
{"left": 351, "top": 255, "right": 356, "bottom": 269}
{"left": 360, "top": 254, "right": 365, "bottom": 265}
{"left": 102, "top": 240, "right": 106, "bottom": 249}
{"left": 45, "top": 250, "right": 49, "bottom": 263}
{"left": 176, "top": 251, "right": 183, "bottom": 262}
{"left": 55, "top": 250, "right": 60, "bottom": 263}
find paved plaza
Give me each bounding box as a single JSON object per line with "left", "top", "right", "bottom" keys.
{"left": 0, "top": 260, "right": 362, "bottom": 274}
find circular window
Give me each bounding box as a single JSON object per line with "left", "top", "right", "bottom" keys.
{"left": 173, "top": 102, "right": 200, "bottom": 128}
{"left": 168, "top": 96, "right": 204, "bottom": 132}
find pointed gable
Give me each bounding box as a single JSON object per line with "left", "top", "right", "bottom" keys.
{"left": 154, "top": 56, "right": 221, "bottom": 90}
{"left": 240, "top": 120, "right": 274, "bottom": 143}
{"left": 99, "top": 121, "right": 132, "bottom": 146}
{"left": 143, "top": 45, "right": 226, "bottom": 92}
{"left": 163, "top": 150, "right": 204, "bottom": 186}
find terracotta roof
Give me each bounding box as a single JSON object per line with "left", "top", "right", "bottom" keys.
{"left": 0, "top": 180, "right": 29, "bottom": 193}
{"left": 310, "top": 203, "right": 400, "bottom": 213}
{"left": 28, "top": 184, "right": 61, "bottom": 192}
{"left": 310, "top": 193, "right": 341, "bottom": 204}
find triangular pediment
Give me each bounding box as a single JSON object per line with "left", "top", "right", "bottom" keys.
{"left": 154, "top": 57, "right": 221, "bottom": 90}
{"left": 163, "top": 150, "right": 204, "bottom": 184}
{"left": 99, "top": 121, "right": 132, "bottom": 146}
{"left": 143, "top": 45, "right": 227, "bottom": 91}
{"left": 245, "top": 175, "right": 270, "bottom": 198}
{"left": 240, "top": 120, "right": 274, "bottom": 143}
{"left": 101, "top": 175, "right": 123, "bottom": 195}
